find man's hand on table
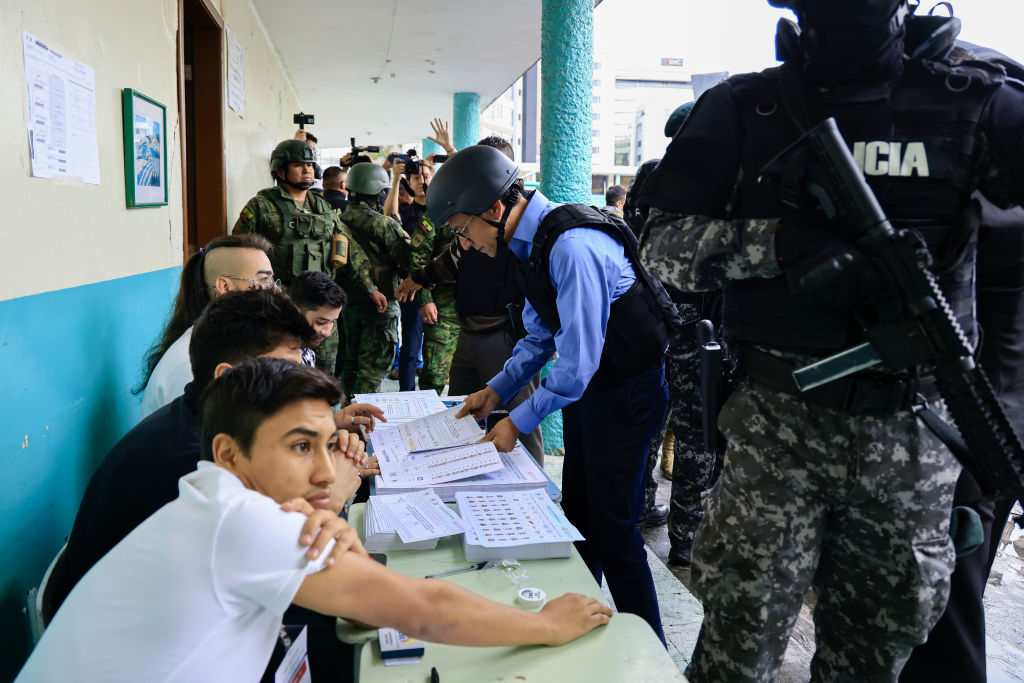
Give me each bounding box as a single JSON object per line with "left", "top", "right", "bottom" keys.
{"left": 540, "top": 594, "right": 614, "bottom": 645}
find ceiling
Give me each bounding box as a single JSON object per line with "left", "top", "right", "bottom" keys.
{"left": 252, "top": 0, "right": 544, "bottom": 148}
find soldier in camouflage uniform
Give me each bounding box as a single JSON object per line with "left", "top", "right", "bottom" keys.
{"left": 638, "top": 1, "right": 1024, "bottom": 680}
{"left": 336, "top": 163, "right": 410, "bottom": 398}
{"left": 234, "top": 139, "right": 378, "bottom": 375}
{"left": 406, "top": 211, "right": 458, "bottom": 395}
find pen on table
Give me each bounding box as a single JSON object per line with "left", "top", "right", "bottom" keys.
{"left": 430, "top": 666, "right": 440, "bottom": 683}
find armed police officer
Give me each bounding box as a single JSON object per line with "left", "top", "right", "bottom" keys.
{"left": 234, "top": 139, "right": 377, "bottom": 375}
{"left": 336, "top": 162, "right": 410, "bottom": 399}
{"left": 638, "top": 1, "right": 1024, "bottom": 680}
{"left": 433, "top": 146, "right": 679, "bottom": 643}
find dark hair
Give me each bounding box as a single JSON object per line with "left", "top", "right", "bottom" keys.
{"left": 134, "top": 234, "right": 273, "bottom": 395}
{"left": 198, "top": 357, "right": 341, "bottom": 462}
{"left": 477, "top": 136, "right": 515, "bottom": 161}
{"left": 304, "top": 132, "right": 318, "bottom": 145}
{"left": 287, "top": 271, "right": 347, "bottom": 311}
{"left": 605, "top": 185, "right": 627, "bottom": 206}
{"left": 188, "top": 288, "right": 317, "bottom": 389}
{"left": 323, "top": 166, "right": 345, "bottom": 186}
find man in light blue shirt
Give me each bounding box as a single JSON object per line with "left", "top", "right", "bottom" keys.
{"left": 430, "top": 146, "right": 674, "bottom": 643}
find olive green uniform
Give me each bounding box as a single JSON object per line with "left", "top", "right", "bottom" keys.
{"left": 233, "top": 185, "right": 375, "bottom": 374}
{"left": 337, "top": 201, "right": 410, "bottom": 398}
{"left": 406, "top": 215, "right": 458, "bottom": 395}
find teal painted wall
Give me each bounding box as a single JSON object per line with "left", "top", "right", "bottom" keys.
{"left": 453, "top": 92, "right": 481, "bottom": 151}
{"left": 0, "top": 267, "right": 180, "bottom": 679}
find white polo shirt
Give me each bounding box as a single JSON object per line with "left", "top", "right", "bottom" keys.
{"left": 140, "top": 327, "right": 194, "bottom": 420}
{"left": 17, "top": 463, "right": 332, "bottom": 682}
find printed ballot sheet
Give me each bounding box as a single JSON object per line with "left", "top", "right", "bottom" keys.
{"left": 370, "top": 490, "right": 467, "bottom": 543}
{"left": 376, "top": 438, "right": 503, "bottom": 486}
{"left": 353, "top": 390, "right": 447, "bottom": 423}
{"left": 455, "top": 489, "right": 584, "bottom": 547}
{"left": 396, "top": 406, "right": 483, "bottom": 452}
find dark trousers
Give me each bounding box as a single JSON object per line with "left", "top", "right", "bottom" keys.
{"left": 900, "top": 471, "right": 1017, "bottom": 682}
{"left": 561, "top": 364, "right": 668, "bottom": 644}
{"left": 398, "top": 301, "right": 423, "bottom": 391}
{"left": 448, "top": 325, "right": 545, "bottom": 465}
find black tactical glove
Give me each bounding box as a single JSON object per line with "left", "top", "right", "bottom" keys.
{"left": 775, "top": 218, "right": 863, "bottom": 294}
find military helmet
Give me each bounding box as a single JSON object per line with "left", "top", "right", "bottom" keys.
{"left": 346, "top": 162, "right": 390, "bottom": 197}
{"left": 270, "top": 139, "right": 315, "bottom": 173}
{"left": 425, "top": 146, "right": 520, "bottom": 227}
{"left": 664, "top": 102, "right": 695, "bottom": 139}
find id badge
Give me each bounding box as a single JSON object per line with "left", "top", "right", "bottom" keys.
{"left": 275, "top": 625, "right": 312, "bottom": 683}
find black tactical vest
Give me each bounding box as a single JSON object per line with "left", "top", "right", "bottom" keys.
{"left": 517, "top": 204, "right": 681, "bottom": 387}
{"left": 721, "top": 58, "right": 1003, "bottom": 352}
{"left": 456, "top": 246, "right": 523, "bottom": 318}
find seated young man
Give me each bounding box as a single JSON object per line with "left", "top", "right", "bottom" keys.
{"left": 56, "top": 289, "right": 377, "bottom": 610}
{"left": 287, "top": 270, "right": 347, "bottom": 368}
{"left": 18, "top": 358, "right": 612, "bottom": 681}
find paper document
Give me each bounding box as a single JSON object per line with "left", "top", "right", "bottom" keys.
{"left": 373, "top": 446, "right": 549, "bottom": 500}
{"left": 396, "top": 406, "right": 483, "bottom": 452}
{"left": 371, "top": 490, "right": 466, "bottom": 543}
{"left": 456, "top": 489, "right": 584, "bottom": 548}
{"left": 353, "top": 390, "right": 447, "bottom": 423}
{"left": 376, "top": 438, "right": 503, "bottom": 486}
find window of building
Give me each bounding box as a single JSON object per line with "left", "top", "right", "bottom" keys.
{"left": 592, "top": 129, "right": 600, "bottom": 138}
{"left": 593, "top": 79, "right": 601, "bottom": 87}
{"left": 592, "top": 112, "right": 600, "bottom": 121}
{"left": 593, "top": 61, "right": 602, "bottom": 70}
{"left": 592, "top": 96, "right": 601, "bottom": 104}
{"left": 592, "top": 146, "right": 600, "bottom": 155}
{"left": 614, "top": 137, "right": 631, "bottom": 166}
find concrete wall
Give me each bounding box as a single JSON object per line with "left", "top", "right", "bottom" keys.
{"left": 0, "top": 0, "right": 300, "bottom": 676}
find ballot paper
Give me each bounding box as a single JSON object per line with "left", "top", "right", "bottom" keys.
{"left": 457, "top": 489, "right": 584, "bottom": 547}
{"left": 395, "top": 406, "right": 484, "bottom": 452}
{"left": 371, "top": 490, "right": 467, "bottom": 543}
{"left": 374, "top": 446, "right": 549, "bottom": 501}
{"left": 377, "top": 441, "right": 504, "bottom": 486}
{"left": 352, "top": 390, "right": 447, "bottom": 423}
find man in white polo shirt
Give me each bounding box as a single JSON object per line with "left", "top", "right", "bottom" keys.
{"left": 17, "top": 358, "right": 612, "bottom": 682}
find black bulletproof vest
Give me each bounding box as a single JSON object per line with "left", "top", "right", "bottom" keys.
{"left": 721, "top": 58, "right": 1002, "bottom": 352}
{"left": 456, "top": 245, "right": 523, "bottom": 317}
{"left": 516, "top": 204, "right": 681, "bottom": 385}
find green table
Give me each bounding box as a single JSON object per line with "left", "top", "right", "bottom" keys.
{"left": 339, "top": 504, "right": 685, "bottom": 682}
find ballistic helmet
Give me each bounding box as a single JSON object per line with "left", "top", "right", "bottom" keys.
{"left": 270, "top": 139, "right": 315, "bottom": 173}
{"left": 425, "top": 146, "right": 520, "bottom": 227}
{"left": 346, "top": 162, "right": 390, "bottom": 197}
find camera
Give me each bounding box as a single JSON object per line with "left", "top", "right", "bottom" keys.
{"left": 431, "top": 154, "right": 449, "bottom": 163}
{"left": 350, "top": 137, "right": 380, "bottom": 156}
{"left": 293, "top": 112, "right": 315, "bottom": 129}
{"left": 389, "top": 150, "right": 423, "bottom": 175}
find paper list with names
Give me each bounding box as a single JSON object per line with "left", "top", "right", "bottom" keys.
{"left": 397, "top": 405, "right": 483, "bottom": 451}
{"left": 375, "top": 430, "right": 503, "bottom": 485}
{"left": 22, "top": 30, "right": 99, "bottom": 183}
{"left": 353, "top": 390, "right": 448, "bottom": 423}
{"left": 370, "top": 490, "right": 466, "bottom": 543}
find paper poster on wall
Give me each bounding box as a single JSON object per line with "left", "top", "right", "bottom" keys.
{"left": 22, "top": 30, "right": 100, "bottom": 184}
{"left": 226, "top": 25, "right": 245, "bottom": 118}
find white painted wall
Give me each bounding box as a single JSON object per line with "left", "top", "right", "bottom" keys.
{"left": 0, "top": 0, "right": 301, "bottom": 302}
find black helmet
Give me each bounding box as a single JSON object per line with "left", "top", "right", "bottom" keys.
{"left": 425, "top": 146, "right": 520, "bottom": 227}
{"left": 270, "top": 139, "right": 315, "bottom": 173}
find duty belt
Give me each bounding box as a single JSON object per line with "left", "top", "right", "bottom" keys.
{"left": 742, "top": 347, "right": 938, "bottom": 416}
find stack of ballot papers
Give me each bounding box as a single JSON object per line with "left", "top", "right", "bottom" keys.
{"left": 375, "top": 445, "right": 549, "bottom": 500}
{"left": 363, "top": 489, "right": 468, "bottom": 551}
{"left": 371, "top": 406, "right": 505, "bottom": 486}
{"left": 455, "top": 489, "right": 585, "bottom": 561}
{"left": 353, "top": 389, "right": 447, "bottom": 424}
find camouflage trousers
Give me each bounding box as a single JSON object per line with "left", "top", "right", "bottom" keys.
{"left": 314, "top": 325, "right": 340, "bottom": 376}
{"left": 418, "top": 296, "right": 458, "bottom": 395}
{"left": 643, "top": 302, "right": 717, "bottom": 552}
{"left": 340, "top": 302, "right": 398, "bottom": 400}
{"left": 686, "top": 378, "right": 960, "bottom": 682}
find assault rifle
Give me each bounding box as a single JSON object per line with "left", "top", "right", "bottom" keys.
{"left": 760, "top": 117, "right": 1024, "bottom": 498}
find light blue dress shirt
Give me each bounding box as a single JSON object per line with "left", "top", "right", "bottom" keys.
{"left": 487, "top": 191, "right": 636, "bottom": 434}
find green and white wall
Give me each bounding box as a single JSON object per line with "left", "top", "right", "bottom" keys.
{"left": 0, "top": 0, "right": 301, "bottom": 676}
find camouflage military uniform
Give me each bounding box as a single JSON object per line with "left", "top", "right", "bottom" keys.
{"left": 405, "top": 214, "right": 458, "bottom": 395}
{"left": 336, "top": 201, "right": 409, "bottom": 398}
{"left": 233, "top": 184, "right": 375, "bottom": 374}
{"left": 641, "top": 209, "right": 960, "bottom": 680}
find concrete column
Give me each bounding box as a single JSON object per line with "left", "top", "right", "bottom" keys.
{"left": 422, "top": 137, "right": 442, "bottom": 158}
{"left": 540, "top": 0, "right": 593, "bottom": 203}
{"left": 453, "top": 92, "right": 481, "bottom": 151}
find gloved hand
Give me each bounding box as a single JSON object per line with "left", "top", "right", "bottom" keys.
{"left": 775, "top": 218, "right": 865, "bottom": 293}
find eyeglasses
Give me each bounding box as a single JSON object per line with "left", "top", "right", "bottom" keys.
{"left": 450, "top": 215, "right": 480, "bottom": 246}
{"left": 222, "top": 275, "right": 282, "bottom": 290}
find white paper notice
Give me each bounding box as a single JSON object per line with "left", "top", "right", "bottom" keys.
{"left": 353, "top": 390, "right": 447, "bottom": 423}
{"left": 376, "top": 438, "right": 503, "bottom": 486}
{"left": 23, "top": 31, "right": 99, "bottom": 184}
{"left": 225, "top": 25, "right": 245, "bottom": 117}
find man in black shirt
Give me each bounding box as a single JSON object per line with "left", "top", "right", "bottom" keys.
{"left": 322, "top": 166, "right": 348, "bottom": 213}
